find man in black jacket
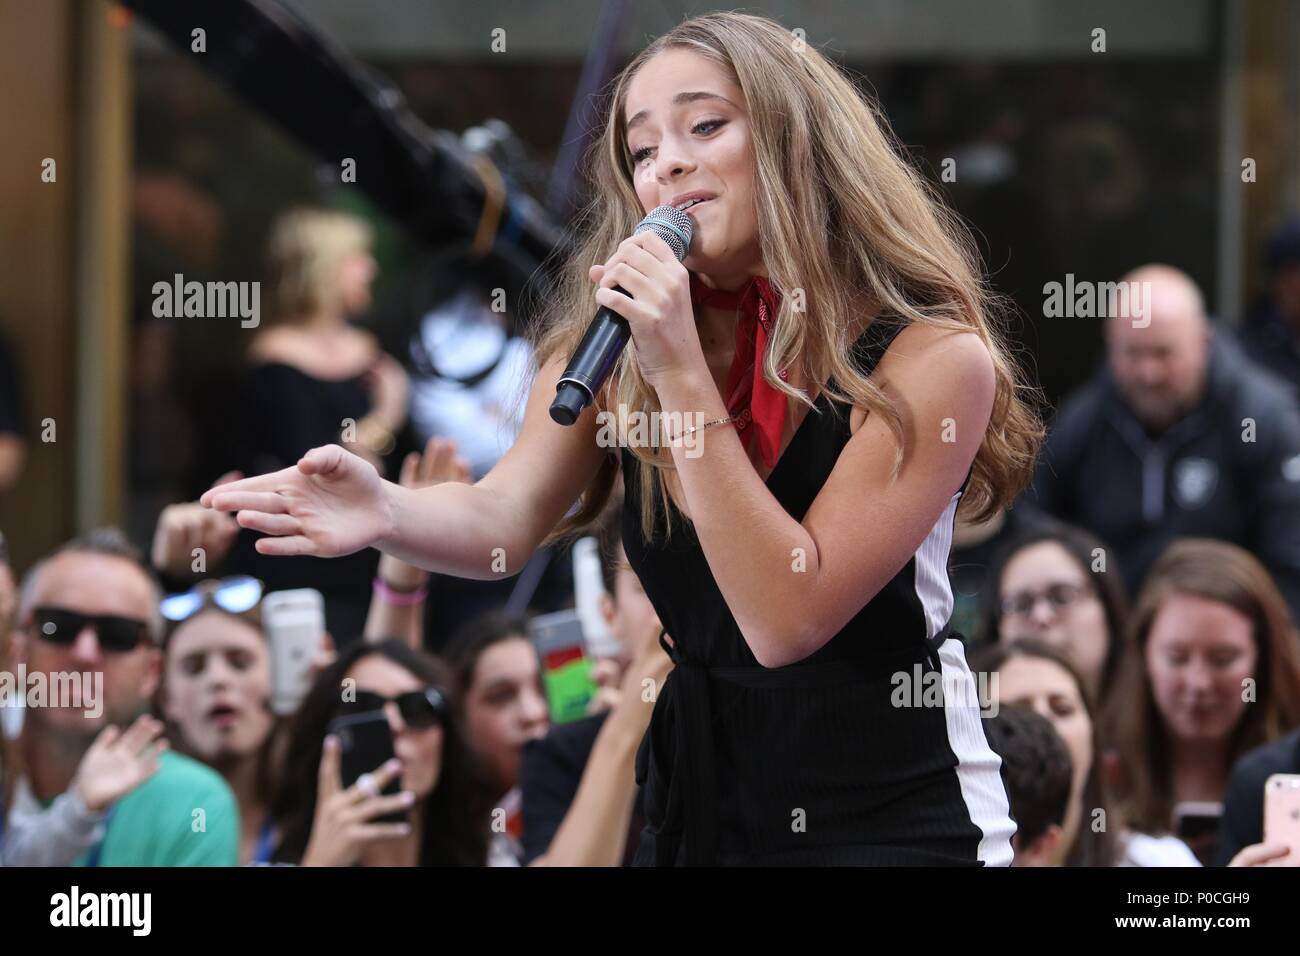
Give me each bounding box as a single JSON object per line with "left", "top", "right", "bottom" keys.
{"left": 1028, "top": 264, "right": 1300, "bottom": 618}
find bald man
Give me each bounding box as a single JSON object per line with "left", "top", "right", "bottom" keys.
{"left": 1028, "top": 265, "right": 1300, "bottom": 616}
{"left": 6, "top": 528, "right": 239, "bottom": 865}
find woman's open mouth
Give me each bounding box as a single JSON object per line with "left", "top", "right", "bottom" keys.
{"left": 208, "top": 703, "right": 241, "bottom": 729}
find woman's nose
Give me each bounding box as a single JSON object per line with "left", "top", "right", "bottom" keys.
{"left": 655, "top": 142, "right": 694, "bottom": 180}
{"left": 1028, "top": 598, "right": 1057, "bottom": 628}
{"left": 384, "top": 701, "right": 407, "bottom": 737}
{"left": 204, "top": 658, "right": 232, "bottom": 686}
{"left": 520, "top": 687, "right": 550, "bottom": 727}
{"left": 1183, "top": 661, "right": 1215, "bottom": 693}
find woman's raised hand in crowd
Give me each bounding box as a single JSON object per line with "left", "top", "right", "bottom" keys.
{"left": 200, "top": 445, "right": 392, "bottom": 558}
{"left": 300, "top": 735, "right": 416, "bottom": 867}
{"left": 152, "top": 470, "right": 242, "bottom": 577}
{"left": 603, "top": 617, "right": 674, "bottom": 735}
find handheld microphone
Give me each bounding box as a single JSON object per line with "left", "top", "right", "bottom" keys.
{"left": 549, "top": 205, "right": 694, "bottom": 425}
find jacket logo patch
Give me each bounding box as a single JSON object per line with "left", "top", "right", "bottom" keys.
{"left": 1283, "top": 453, "right": 1300, "bottom": 483}
{"left": 1173, "top": 457, "right": 1218, "bottom": 510}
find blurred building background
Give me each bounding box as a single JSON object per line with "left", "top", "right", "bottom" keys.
{"left": 0, "top": 0, "right": 1298, "bottom": 568}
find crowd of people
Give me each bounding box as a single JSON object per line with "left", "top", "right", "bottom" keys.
{"left": 2, "top": 208, "right": 1300, "bottom": 867}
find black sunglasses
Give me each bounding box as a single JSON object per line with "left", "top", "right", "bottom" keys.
{"left": 338, "top": 688, "right": 447, "bottom": 730}
{"left": 32, "top": 606, "right": 152, "bottom": 653}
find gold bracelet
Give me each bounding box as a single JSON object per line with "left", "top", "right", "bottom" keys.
{"left": 667, "top": 413, "right": 737, "bottom": 446}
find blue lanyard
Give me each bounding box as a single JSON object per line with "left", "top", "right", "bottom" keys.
{"left": 84, "top": 807, "right": 115, "bottom": 868}
{"left": 252, "top": 821, "right": 276, "bottom": 864}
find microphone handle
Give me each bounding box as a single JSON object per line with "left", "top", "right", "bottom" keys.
{"left": 549, "top": 286, "right": 631, "bottom": 425}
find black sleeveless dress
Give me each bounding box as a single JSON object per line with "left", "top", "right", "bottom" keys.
{"left": 620, "top": 319, "right": 1016, "bottom": 866}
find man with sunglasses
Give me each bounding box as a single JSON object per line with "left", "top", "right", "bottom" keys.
{"left": 7, "top": 528, "right": 238, "bottom": 866}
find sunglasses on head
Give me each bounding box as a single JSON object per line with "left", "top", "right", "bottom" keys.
{"left": 337, "top": 688, "right": 448, "bottom": 730}
{"left": 161, "top": 576, "right": 264, "bottom": 623}
{"left": 32, "top": 607, "right": 152, "bottom": 653}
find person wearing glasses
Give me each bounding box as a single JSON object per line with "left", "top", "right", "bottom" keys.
{"left": 267, "top": 639, "right": 492, "bottom": 866}
{"left": 156, "top": 575, "right": 294, "bottom": 865}
{"left": 5, "top": 528, "right": 238, "bottom": 865}
{"left": 978, "top": 521, "right": 1129, "bottom": 707}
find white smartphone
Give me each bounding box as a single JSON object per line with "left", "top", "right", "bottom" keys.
{"left": 1263, "top": 774, "right": 1300, "bottom": 858}
{"left": 263, "top": 588, "right": 325, "bottom": 715}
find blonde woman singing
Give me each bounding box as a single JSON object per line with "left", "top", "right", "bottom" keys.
{"left": 205, "top": 13, "right": 1042, "bottom": 866}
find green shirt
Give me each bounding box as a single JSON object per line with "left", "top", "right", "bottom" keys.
{"left": 76, "top": 751, "right": 239, "bottom": 867}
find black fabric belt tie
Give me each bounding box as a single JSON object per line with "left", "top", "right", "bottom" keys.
{"left": 650, "top": 625, "right": 953, "bottom": 867}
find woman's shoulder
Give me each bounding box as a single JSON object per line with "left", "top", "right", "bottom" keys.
{"left": 846, "top": 318, "right": 992, "bottom": 399}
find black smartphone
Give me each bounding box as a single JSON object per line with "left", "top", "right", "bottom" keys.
{"left": 1172, "top": 800, "right": 1222, "bottom": 865}
{"left": 326, "top": 710, "right": 407, "bottom": 824}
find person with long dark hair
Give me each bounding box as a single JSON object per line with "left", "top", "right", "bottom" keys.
{"left": 1104, "top": 538, "right": 1300, "bottom": 862}
{"left": 442, "top": 610, "right": 550, "bottom": 865}
{"left": 204, "top": 12, "right": 1043, "bottom": 865}
{"left": 269, "top": 639, "right": 492, "bottom": 866}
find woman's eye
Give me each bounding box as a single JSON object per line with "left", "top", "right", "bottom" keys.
{"left": 228, "top": 651, "right": 252, "bottom": 672}
{"left": 629, "top": 119, "right": 726, "bottom": 165}
{"left": 183, "top": 656, "right": 205, "bottom": 676}
{"left": 1049, "top": 696, "right": 1076, "bottom": 718}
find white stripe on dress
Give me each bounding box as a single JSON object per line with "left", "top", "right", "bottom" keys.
{"left": 912, "top": 491, "right": 1016, "bottom": 866}
{"left": 937, "top": 638, "right": 1016, "bottom": 866}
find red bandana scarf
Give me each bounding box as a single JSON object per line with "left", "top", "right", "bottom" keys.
{"left": 688, "top": 272, "right": 789, "bottom": 470}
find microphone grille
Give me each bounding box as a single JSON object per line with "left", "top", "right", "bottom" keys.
{"left": 634, "top": 205, "right": 694, "bottom": 262}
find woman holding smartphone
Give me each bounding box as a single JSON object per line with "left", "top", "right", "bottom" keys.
{"left": 270, "top": 639, "right": 491, "bottom": 866}
{"left": 205, "top": 12, "right": 1042, "bottom": 865}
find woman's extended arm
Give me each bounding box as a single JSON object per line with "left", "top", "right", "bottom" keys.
{"left": 203, "top": 356, "right": 611, "bottom": 581}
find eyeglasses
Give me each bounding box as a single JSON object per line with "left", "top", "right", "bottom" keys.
{"left": 337, "top": 688, "right": 448, "bottom": 730}
{"left": 1000, "top": 582, "right": 1093, "bottom": 620}
{"left": 161, "top": 576, "right": 264, "bottom": 623}
{"left": 32, "top": 606, "right": 151, "bottom": 653}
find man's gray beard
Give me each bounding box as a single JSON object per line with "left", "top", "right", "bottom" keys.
{"left": 28, "top": 699, "right": 148, "bottom": 756}
{"left": 25, "top": 707, "right": 99, "bottom": 768}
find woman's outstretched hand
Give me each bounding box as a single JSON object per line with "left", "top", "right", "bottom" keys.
{"left": 200, "top": 444, "right": 393, "bottom": 557}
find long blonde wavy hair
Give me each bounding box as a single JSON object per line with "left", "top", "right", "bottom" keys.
{"left": 530, "top": 12, "right": 1042, "bottom": 544}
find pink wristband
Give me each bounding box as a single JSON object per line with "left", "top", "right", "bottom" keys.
{"left": 373, "top": 577, "right": 429, "bottom": 607}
